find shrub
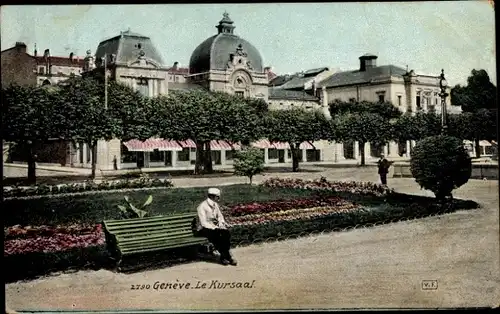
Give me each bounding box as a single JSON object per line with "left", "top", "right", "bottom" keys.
{"left": 233, "top": 147, "right": 265, "bottom": 185}
{"left": 410, "top": 135, "right": 472, "bottom": 200}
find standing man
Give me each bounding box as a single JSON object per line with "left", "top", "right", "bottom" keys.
{"left": 377, "top": 154, "right": 393, "bottom": 185}
{"left": 196, "top": 188, "right": 237, "bottom": 266}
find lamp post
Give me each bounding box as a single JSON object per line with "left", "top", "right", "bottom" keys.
{"left": 439, "top": 69, "right": 449, "bottom": 134}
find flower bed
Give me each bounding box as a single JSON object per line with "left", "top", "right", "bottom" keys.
{"left": 227, "top": 204, "right": 362, "bottom": 226}
{"left": 227, "top": 196, "right": 353, "bottom": 217}
{"left": 4, "top": 225, "right": 104, "bottom": 256}
{"left": 3, "top": 176, "right": 174, "bottom": 199}
{"left": 261, "top": 177, "right": 394, "bottom": 196}
{"left": 4, "top": 224, "right": 99, "bottom": 240}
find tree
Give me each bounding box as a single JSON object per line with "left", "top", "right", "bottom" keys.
{"left": 153, "top": 90, "right": 267, "bottom": 175}
{"left": 451, "top": 69, "right": 497, "bottom": 157}
{"left": 410, "top": 135, "right": 471, "bottom": 200}
{"left": 451, "top": 69, "right": 497, "bottom": 112}
{"left": 2, "top": 84, "right": 59, "bottom": 184}
{"left": 233, "top": 147, "right": 265, "bottom": 185}
{"left": 57, "top": 76, "right": 121, "bottom": 179}
{"left": 336, "top": 112, "right": 393, "bottom": 165}
{"left": 265, "top": 107, "right": 329, "bottom": 172}
{"left": 107, "top": 81, "right": 153, "bottom": 142}
{"left": 329, "top": 100, "right": 402, "bottom": 120}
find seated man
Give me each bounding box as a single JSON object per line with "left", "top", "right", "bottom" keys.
{"left": 195, "top": 188, "right": 237, "bottom": 266}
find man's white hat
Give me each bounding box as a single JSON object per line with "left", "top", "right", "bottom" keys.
{"left": 208, "top": 188, "right": 221, "bottom": 196}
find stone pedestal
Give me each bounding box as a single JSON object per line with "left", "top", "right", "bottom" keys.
{"left": 406, "top": 140, "right": 411, "bottom": 158}
{"left": 354, "top": 141, "right": 359, "bottom": 160}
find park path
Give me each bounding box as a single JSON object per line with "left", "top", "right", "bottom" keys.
{"left": 5, "top": 171, "right": 499, "bottom": 310}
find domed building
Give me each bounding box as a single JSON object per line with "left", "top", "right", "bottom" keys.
{"left": 187, "top": 12, "right": 269, "bottom": 100}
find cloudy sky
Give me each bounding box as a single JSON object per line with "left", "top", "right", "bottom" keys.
{"left": 1, "top": 2, "right": 496, "bottom": 86}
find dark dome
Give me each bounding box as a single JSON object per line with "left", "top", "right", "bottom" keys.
{"left": 189, "top": 13, "right": 263, "bottom": 74}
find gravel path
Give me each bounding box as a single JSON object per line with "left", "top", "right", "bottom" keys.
{"left": 5, "top": 170, "right": 499, "bottom": 310}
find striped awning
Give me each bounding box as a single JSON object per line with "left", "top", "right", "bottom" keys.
{"left": 299, "top": 141, "right": 315, "bottom": 150}
{"left": 251, "top": 140, "right": 314, "bottom": 150}
{"left": 252, "top": 139, "right": 273, "bottom": 149}
{"left": 123, "top": 139, "right": 183, "bottom": 152}
{"left": 211, "top": 140, "right": 241, "bottom": 150}
{"left": 178, "top": 139, "right": 197, "bottom": 149}
{"left": 272, "top": 142, "right": 290, "bottom": 150}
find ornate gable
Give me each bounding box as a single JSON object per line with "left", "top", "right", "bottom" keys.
{"left": 226, "top": 44, "right": 254, "bottom": 71}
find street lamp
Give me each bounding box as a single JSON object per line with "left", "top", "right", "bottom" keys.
{"left": 439, "top": 69, "right": 449, "bottom": 134}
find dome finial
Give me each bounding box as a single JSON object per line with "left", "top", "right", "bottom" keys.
{"left": 217, "top": 11, "right": 235, "bottom": 34}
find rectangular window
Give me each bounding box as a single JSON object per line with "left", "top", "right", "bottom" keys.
{"left": 235, "top": 91, "right": 244, "bottom": 98}
{"left": 397, "top": 95, "right": 402, "bottom": 106}
{"left": 121, "top": 143, "right": 137, "bottom": 163}
{"left": 416, "top": 96, "right": 421, "bottom": 110}
{"left": 287, "top": 149, "right": 292, "bottom": 159}
{"left": 226, "top": 150, "right": 234, "bottom": 160}
{"left": 378, "top": 94, "right": 385, "bottom": 103}
{"left": 38, "top": 66, "right": 45, "bottom": 75}
{"left": 149, "top": 149, "right": 164, "bottom": 162}
{"left": 268, "top": 149, "right": 278, "bottom": 159}
{"left": 177, "top": 148, "right": 190, "bottom": 162}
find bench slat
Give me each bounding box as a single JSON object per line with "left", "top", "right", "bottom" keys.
{"left": 117, "top": 230, "right": 196, "bottom": 245}
{"left": 118, "top": 235, "right": 203, "bottom": 250}
{"left": 123, "top": 242, "right": 207, "bottom": 255}
{"left": 120, "top": 238, "right": 207, "bottom": 254}
{"left": 105, "top": 214, "right": 195, "bottom": 227}
{"left": 108, "top": 219, "right": 192, "bottom": 232}
{"left": 116, "top": 228, "right": 193, "bottom": 242}
{"left": 110, "top": 220, "right": 194, "bottom": 234}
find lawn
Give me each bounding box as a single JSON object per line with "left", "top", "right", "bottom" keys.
{"left": 3, "top": 184, "right": 324, "bottom": 227}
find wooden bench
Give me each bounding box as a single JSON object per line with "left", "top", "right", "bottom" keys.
{"left": 102, "top": 213, "right": 209, "bottom": 270}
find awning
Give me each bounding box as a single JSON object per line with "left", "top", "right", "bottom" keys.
{"left": 252, "top": 139, "right": 273, "bottom": 149}
{"left": 123, "top": 139, "right": 183, "bottom": 152}
{"left": 178, "top": 139, "right": 197, "bottom": 149}
{"left": 299, "top": 141, "right": 315, "bottom": 150}
{"left": 272, "top": 142, "right": 290, "bottom": 150}
{"left": 251, "top": 140, "right": 315, "bottom": 150}
{"left": 211, "top": 140, "right": 241, "bottom": 150}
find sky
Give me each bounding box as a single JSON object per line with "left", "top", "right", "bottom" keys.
{"left": 1, "top": 2, "right": 496, "bottom": 86}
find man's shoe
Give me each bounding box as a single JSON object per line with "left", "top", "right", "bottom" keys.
{"left": 220, "top": 258, "right": 230, "bottom": 266}
{"left": 229, "top": 259, "right": 237, "bottom": 266}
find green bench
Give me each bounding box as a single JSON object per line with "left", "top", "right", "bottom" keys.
{"left": 102, "top": 213, "right": 209, "bottom": 270}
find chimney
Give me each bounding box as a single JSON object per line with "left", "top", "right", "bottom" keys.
{"left": 15, "top": 42, "right": 27, "bottom": 54}
{"left": 173, "top": 62, "right": 179, "bottom": 70}
{"left": 264, "top": 66, "right": 272, "bottom": 73}
{"left": 70, "top": 52, "right": 74, "bottom": 62}
{"left": 359, "top": 54, "right": 377, "bottom": 72}
{"left": 34, "top": 43, "right": 38, "bottom": 56}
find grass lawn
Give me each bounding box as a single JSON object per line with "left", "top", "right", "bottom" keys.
{"left": 3, "top": 184, "right": 324, "bottom": 227}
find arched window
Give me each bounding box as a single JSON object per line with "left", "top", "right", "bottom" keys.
{"left": 42, "top": 79, "right": 51, "bottom": 86}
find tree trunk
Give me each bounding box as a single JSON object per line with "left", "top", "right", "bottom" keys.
{"left": 27, "top": 143, "right": 36, "bottom": 184}
{"left": 194, "top": 141, "right": 204, "bottom": 175}
{"left": 249, "top": 175, "right": 253, "bottom": 185}
{"left": 474, "top": 138, "right": 481, "bottom": 158}
{"left": 204, "top": 141, "right": 213, "bottom": 174}
{"left": 291, "top": 144, "right": 300, "bottom": 172}
{"left": 359, "top": 142, "right": 366, "bottom": 166}
{"left": 90, "top": 142, "right": 97, "bottom": 179}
